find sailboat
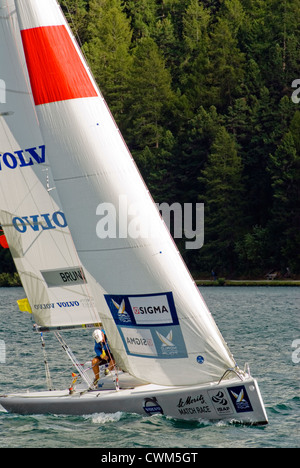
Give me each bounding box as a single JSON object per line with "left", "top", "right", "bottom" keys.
{"left": 0, "top": 0, "right": 268, "bottom": 424}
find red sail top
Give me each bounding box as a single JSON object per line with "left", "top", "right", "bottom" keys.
{"left": 21, "top": 25, "right": 97, "bottom": 105}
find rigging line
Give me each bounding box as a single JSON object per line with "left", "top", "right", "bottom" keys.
{"left": 39, "top": 331, "right": 54, "bottom": 391}
{"left": 4, "top": 88, "right": 30, "bottom": 95}
{"left": 102, "top": 334, "right": 120, "bottom": 392}
{"left": 60, "top": 0, "right": 88, "bottom": 63}
{"left": 53, "top": 173, "right": 113, "bottom": 182}
{"left": 54, "top": 331, "right": 93, "bottom": 389}
{"left": 77, "top": 244, "right": 153, "bottom": 253}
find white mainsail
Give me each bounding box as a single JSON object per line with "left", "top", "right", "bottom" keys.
{"left": 0, "top": 0, "right": 102, "bottom": 330}
{"left": 15, "top": 0, "right": 236, "bottom": 386}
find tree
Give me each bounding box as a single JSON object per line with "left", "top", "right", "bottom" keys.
{"left": 240, "top": 0, "right": 300, "bottom": 101}
{"left": 124, "top": 0, "right": 157, "bottom": 40}
{"left": 242, "top": 87, "right": 274, "bottom": 227}
{"left": 171, "top": 106, "right": 221, "bottom": 204}
{"left": 182, "top": 0, "right": 210, "bottom": 53}
{"left": 198, "top": 127, "right": 244, "bottom": 273}
{"left": 289, "top": 110, "right": 300, "bottom": 155}
{"left": 126, "top": 37, "right": 174, "bottom": 152}
{"left": 59, "top": 0, "right": 89, "bottom": 43}
{"left": 235, "top": 225, "right": 272, "bottom": 274}
{"left": 268, "top": 130, "right": 300, "bottom": 272}
{"left": 223, "top": 0, "right": 245, "bottom": 36}
{"left": 83, "top": 0, "right": 133, "bottom": 121}
{"left": 179, "top": 0, "right": 210, "bottom": 110}
{"left": 0, "top": 247, "right": 15, "bottom": 274}
{"left": 152, "top": 14, "right": 177, "bottom": 72}
{"left": 206, "top": 16, "right": 245, "bottom": 110}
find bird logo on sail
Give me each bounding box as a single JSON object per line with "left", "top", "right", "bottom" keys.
{"left": 156, "top": 330, "right": 178, "bottom": 355}
{"left": 112, "top": 299, "right": 132, "bottom": 324}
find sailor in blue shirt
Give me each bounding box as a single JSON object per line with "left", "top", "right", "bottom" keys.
{"left": 92, "top": 329, "right": 115, "bottom": 385}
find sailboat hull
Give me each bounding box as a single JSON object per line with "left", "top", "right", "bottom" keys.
{"left": 0, "top": 376, "right": 268, "bottom": 425}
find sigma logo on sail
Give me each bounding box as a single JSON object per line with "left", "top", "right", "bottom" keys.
{"left": 0, "top": 145, "right": 46, "bottom": 171}
{"left": 122, "top": 328, "right": 158, "bottom": 356}
{"left": 128, "top": 294, "right": 173, "bottom": 325}
{"left": 132, "top": 305, "right": 169, "bottom": 315}
{"left": 126, "top": 336, "right": 154, "bottom": 347}
{"left": 12, "top": 211, "right": 68, "bottom": 233}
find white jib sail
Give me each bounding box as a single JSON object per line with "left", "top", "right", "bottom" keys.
{"left": 0, "top": 0, "right": 102, "bottom": 330}
{"left": 15, "top": 0, "right": 236, "bottom": 386}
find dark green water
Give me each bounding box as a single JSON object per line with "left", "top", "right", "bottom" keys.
{"left": 0, "top": 286, "right": 299, "bottom": 448}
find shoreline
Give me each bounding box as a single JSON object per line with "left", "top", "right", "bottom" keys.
{"left": 0, "top": 272, "right": 299, "bottom": 288}
{"left": 195, "top": 279, "right": 300, "bottom": 287}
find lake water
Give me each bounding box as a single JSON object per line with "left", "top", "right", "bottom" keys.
{"left": 0, "top": 286, "right": 299, "bottom": 448}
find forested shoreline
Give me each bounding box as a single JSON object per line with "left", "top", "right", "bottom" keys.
{"left": 1, "top": 0, "right": 299, "bottom": 279}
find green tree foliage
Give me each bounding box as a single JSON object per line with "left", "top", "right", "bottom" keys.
{"left": 199, "top": 127, "right": 244, "bottom": 271}
{"left": 268, "top": 129, "right": 300, "bottom": 271}
{"left": 0, "top": 248, "right": 15, "bottom": 274}
{"left": 2, "top": 0, "right": 298, "bottom": 277}
{"left": 83, "top": 0, "right": 133, "bottom": 121}
{"left": 126, "top": 37, "right": 173, "bottom": 150}
{"left": 60, "top": 0, "right": 89, "bottom": 43}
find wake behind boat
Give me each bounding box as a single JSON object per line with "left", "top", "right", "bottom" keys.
{"left": 0, "top": 0, "right": 268, "bottom": 425}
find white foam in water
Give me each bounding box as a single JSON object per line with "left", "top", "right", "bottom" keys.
{"left": 85, "top": 412, "right": 124, "bottom": 424}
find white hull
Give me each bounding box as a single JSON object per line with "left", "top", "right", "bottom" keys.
{"left": 0, "top": 376, "right": 268, "bottom": 425}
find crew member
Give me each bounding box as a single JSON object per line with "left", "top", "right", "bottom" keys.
{"left": 92, "top": 329, "right": 115, "bottom": 385}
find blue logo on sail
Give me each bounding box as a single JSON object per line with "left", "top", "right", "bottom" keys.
{"left": 12, "top": 211, "right": 68, "bottom": 233}
{"left": 105, "top": 292, "right": 178, "bottom": 327}
{"left": 104, "top": 293, "right": 188, "bottom": 359}
{"left": 0, "top": 145, "right": 46, "bottom": 171}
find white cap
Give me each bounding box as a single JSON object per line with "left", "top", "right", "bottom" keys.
{"left": 93, "top": 329, "right": 104, "bottom": 344}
